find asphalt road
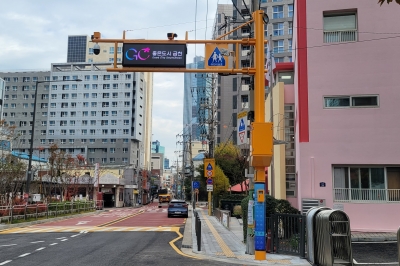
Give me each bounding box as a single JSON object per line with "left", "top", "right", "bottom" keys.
{"left": 0, "top": 231, "right": 232, "bottom": 266}
{"left": 352, "top": 241, "right": 398, "bottom": 265}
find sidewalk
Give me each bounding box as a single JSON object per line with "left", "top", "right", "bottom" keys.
{"left": 181, "top": 205, "right": 310, "bottom": 265}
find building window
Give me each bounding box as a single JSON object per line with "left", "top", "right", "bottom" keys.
{"left": 284, "top": 104, "right": 296, "bottom": 197}
{"left": 273, "top": 6, "right": 284, "bottom": 19}
{"left": 110, "top": 148, "right": 116, "bottom": 153}
{"left": 113, "top": 93, "right": 118, "bottom": 98}
{"left": 273, "top": 23, "right": 284, "bottom": 36}
{"left": 110, "top": 139, "right": 116, "bottom": 144}
{"left": 273, "top": 40, "right": 284, "bottom": 54}
{"left": 288, "top": 22, "right": 293, "bottom": 35}
{"left": 61, "top": 130, "right": 67, "bottom": 135}
{"left": 332, "top": 166, "right": 400, "bottom": 202}
{"left": 323, "top": 12, "right": 357, "bottom": 43}
{"left": 288, "top": 39, "right": 292, "bottom": 51}
{"left": 288, "top": 4, "right": 293, "bottom": 18}
{"left": 324, "top": 95, "right": 378, "bottom": 108}
{"left": 123, "top": 129, "right": 129, "bottom": 134}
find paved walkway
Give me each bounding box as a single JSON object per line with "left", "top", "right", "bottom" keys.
{"left": 181, "top": 205, "right": 310, "bottom": 265}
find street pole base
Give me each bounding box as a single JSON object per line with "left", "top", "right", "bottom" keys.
{"left": 255, "top": 250, "right": 266, "bottom": 260}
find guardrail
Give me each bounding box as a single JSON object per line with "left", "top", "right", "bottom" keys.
{"left": 0, "top": 201, "right": 101, "bottom": 224}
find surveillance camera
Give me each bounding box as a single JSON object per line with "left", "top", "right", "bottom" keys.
{"left": 167, "top": 33, "right": 178, "bottom": 40}
{"left": 93, "top": 43, "right": 100, "bottom": 55}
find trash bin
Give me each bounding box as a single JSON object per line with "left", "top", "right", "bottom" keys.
{"left": 306, "top": 207, "right": 331, "bottom": 265}
{"left": 315, "top": 210, "right": 353, "bottom": 266}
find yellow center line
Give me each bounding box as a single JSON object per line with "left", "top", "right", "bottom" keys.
{"left": 169, "top": 227, "right": 200, "bottom": 260}
{"left": 201, "top": 210, "right": 236, "bottom": 258}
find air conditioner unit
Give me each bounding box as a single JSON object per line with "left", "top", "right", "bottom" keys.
{"left": 301, "top": 198, "right": 326, "bottom": 214}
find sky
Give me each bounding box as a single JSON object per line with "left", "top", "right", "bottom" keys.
{"left": 0, "top": 0, "right": 228, "bottom": 164}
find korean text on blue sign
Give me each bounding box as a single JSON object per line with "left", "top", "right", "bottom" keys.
{"left": 122, "top": 43, "right": 187, "bottom": 68}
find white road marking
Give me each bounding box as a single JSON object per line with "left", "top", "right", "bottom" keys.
{"left": 353, "top": 241, "right": 397, "bottom": 244}
{"left": 0, "top": 260, "right": 12, "bottom": 265}
{"left": 353, "top": 258, "right": 398, "bottom": 265}
{"left": 49, "top": 243, "right": 58, "bottom": 246}
{"left": 76, "top": 221, "right": 91, "bottom": 225}
{"left": 70, "top": 234, "right": 79, "bottom": 238}
{"left": 18, "top": 253, "right": 30, "bottom": 257}
{"left": 0, "top": 244, "right": 17, "bottom": 247}
{"left": 56, "top": 237, "right": 67, "bottom": 240}
{"left": 36, "top": 247, "right": 46, "bottom": 251}
{"left": 30, "top": 241, "right": 45, "bottom": 244}
{"left": 61, "top": 239, "right": 68, "bottom": 242}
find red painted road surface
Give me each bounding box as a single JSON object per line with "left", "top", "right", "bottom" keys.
{"left": 34, "top": 202, "right": 185, "bottom": 227}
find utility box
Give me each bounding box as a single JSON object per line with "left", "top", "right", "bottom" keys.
{"left": 250, "top": 122, "right": 273, "bottom": 167}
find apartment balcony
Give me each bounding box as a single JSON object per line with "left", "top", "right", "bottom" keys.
{"left": 323, "top": 29, "right": 357, "bottom": 43}
{"left": 333, "top": 188, "right": 400, "bottom": 203}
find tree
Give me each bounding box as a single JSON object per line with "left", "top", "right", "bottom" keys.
{"left": 214, "top": 141, "right": 248, "bottom": 192}
{"left": 0, "top": 120, "right": 26, "bottom": 205}
{"left": 378, "top": 0, "right": 400, "bottom": 5}
{"left": 45, "top": 144, "right": 87, "bottom": 201}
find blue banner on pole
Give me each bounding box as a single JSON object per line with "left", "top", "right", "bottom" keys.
{"left": 254, "top": 183, "right": 266, "bottom": 251}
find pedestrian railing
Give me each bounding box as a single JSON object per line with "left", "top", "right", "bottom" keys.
{"left": 0, "top": 201, "right": 101, "bottom": 224}
{"left": 267, "top": 213, "right": 306, "bottom": 258}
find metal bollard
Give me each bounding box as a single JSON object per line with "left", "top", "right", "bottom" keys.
{"left": 397, "top": 227, "right": 400, "bottom": 263}
{"left": 197, "top": 215, "right": 201, "bottom": 251}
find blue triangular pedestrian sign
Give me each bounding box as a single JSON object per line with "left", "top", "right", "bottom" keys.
{"left": 206, "top": 163, "right": 213, "bottom": 170}
{"left": 239, "top": 118, "right": 246, "bottom": 132}
{"left": 208, "top": 47, "right": 226, "bottom": 67}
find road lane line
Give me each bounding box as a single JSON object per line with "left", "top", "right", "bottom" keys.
{"left": 61, "top": 239, "right": 68, "bottom": 242}
{"left": 0, "top": 260, "right": 12, "bottom": 265}
{"left": 56, "top": 237, "right": 67, "bottom": 240}
{"left": 49, "top": 243, "right": 58, "bottom": 246}
{"left": 36, "top": 247, "right": 46, "bottom": 251}
{"left": 18, "top": 253, "right": 30, "bottom": 257}
{"left": 0, "top": 244, "right": 17, "bottom": 247}
{"left": 30, "top": 241, "right": 45, "bottom": 244}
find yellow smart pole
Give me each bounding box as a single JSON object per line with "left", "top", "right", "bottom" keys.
{"left": 90, "top": 10, "right": 272, "bottom": 260}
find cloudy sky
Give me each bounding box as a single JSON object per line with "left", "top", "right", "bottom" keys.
{"left": 0, "top": 0, "right": 229, "bottom": 163}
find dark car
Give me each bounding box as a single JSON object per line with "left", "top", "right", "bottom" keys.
{"left": 168, "top": 199, "right": 188, "bottom": 218}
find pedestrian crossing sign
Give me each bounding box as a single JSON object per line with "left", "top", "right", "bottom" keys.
{"left": 204, "top": 43, "right": 229, "bottom": 69}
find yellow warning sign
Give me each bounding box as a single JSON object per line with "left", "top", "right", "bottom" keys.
{"left": 204, "top": 44, "right": 229, "bottom": 70}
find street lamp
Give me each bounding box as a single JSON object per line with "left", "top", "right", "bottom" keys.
{"left": 25, "top": 78, "right": 82, "bottom": 199}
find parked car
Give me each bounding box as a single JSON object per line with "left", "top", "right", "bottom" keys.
{"left": 167, "top": 199, "right": 188, "bottom": 218}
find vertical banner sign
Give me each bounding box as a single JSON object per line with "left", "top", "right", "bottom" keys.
{"left": 237, "top": 111, "right": 248, "bottom": 145}
{"left": 94, "top": 163, "right": 100, "bottom": 187}
{"left": 254, "top": 183, "right": 266, "bottom": 252}
{"left": 203, "top": 158, "right": 215, "bottom": 178}
{"left": 248, "top": 200, "right": 254, "bottom": 227}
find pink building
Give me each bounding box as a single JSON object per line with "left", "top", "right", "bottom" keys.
{"left": 288, "top": 0, "right": 400, "bottom": 232}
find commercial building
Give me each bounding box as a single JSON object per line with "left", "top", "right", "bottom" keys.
{"left": 289, "top": 0, "right": 400, "bottom": 231}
